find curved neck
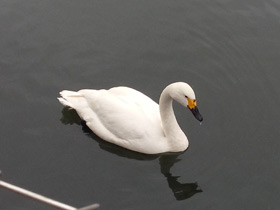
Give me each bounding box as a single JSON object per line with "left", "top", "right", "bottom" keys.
{"left": 159, "top": 86, "right": 188, "bottom": 149}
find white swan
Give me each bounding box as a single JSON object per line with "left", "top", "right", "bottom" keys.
{"left": 58, "top": 82, "right": 203, "bottom": 154}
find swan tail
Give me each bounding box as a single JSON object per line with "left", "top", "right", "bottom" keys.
{"left": 58, "top": 90, "right": 84, "bottom": 108}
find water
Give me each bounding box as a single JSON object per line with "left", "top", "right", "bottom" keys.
{"left": 1, "top": 0, "right": 280, "bottom": 209}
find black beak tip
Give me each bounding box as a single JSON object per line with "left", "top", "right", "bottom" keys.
{"left": 197, "top": 115, "right": 203, "bottom": 122}
{"left": 190, "top": 107, "right": 203, "bottom": 122}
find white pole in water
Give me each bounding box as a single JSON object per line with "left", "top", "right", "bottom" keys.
{"left": 0, "top": 172, "right": 100, "bottom": 210}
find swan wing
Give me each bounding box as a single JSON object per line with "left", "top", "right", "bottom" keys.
{"left": 60, "top": 87, "right": 164, "bottom": 150}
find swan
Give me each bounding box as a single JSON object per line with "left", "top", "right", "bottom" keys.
{"left": 58, "top": 82, "right": 203, "bottom": 154}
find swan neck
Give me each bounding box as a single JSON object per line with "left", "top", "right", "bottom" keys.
{"left": 159, "top": 89, "right": 176, "bottom": 128}
{"left": 159, "top": 86, "right": 188, "bottom": 149}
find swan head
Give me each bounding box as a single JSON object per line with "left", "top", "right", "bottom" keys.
{"left": 168, "top": 82, "right": 203, "bottom": 122}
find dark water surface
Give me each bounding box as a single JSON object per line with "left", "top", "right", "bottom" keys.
{"left": 1, "top": 1, "right": 280, "bottom": 209}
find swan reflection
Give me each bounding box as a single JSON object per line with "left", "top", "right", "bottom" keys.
{"left": 159, "top": 155, "right": 202, "bottom": 200}
{"left": 61, "top": 108, "right": 202, "bottom": 200}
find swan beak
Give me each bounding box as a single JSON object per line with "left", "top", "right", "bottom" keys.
{"left": 187, "top": 98, "right": 203, "bottom": 122}
{"left": 190, "top": 106, "right": 203, "bottom": 122}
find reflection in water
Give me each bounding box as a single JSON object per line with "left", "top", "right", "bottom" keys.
{"left": 159, "top": 155, "right": 202, "bottom": 200}
{"left": 60, "top": 108, "right": 202, "bottom": 200}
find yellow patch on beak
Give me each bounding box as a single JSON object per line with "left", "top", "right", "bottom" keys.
{"left": 187, "top": 98, "right": 197, "bottom": 109}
